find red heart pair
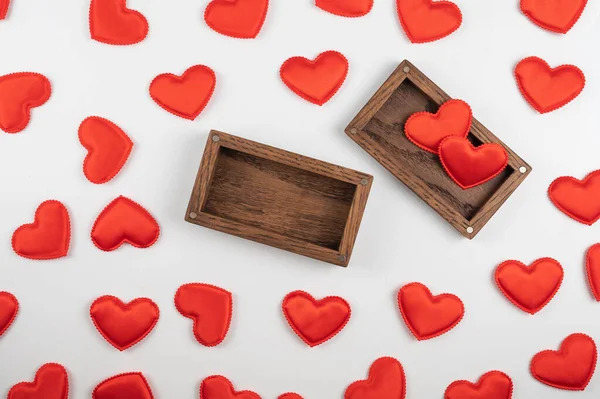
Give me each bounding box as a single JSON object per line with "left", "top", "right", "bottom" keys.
{"left": 93, "top": 372, "right": 154, "bottom": 399}
{"left": 549, "top": 169, "right": 600, "bottom": 225}
{"left": 204, "top": 0, "right": 269, "bottom": 39}
{"left": 344, "top": 357, "right": 405, "bottom": 399}
{"left": 444, "top": 371, "right": 513, "bottom": 399}
{"left": 586, "top": 244, "right": 600, "bottom": 301}
{"left": 7, "top": 363, "right": 69, "bottom": 399}
{"left": 0, "top": 72, "right": 51, "bottom": 134}
{"left": 0, "top": 0, "right": 10, "bottom": 19}
{"left": 316, "top": 0, "right": 373, "bottom": 17}
{"left": 0, "top": 291, "right": 18, "bottom": 336}
{"left": 521, "top": 0, "right": 587, "bottom": 34}
{"left": 89, "top": 0, "right": 148, "bottom": 45}
{"left": 396, "top": 0, "right": 462, "bottom": 43}
{"left": 200, "top": 375, "right": 260, "bottom": 399}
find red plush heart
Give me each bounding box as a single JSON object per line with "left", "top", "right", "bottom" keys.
{"left": 175, "top": 283, "right": 233, "bottom": 347}
{"left": 444, "top": 371, "right": 513, "bottom": 399}
{"left": 7, "top": 363, "right": 68, "bottom": 399}
{"left": 515, "top": 57, "right": 585, "bottom": 114}
{"left": 530, "top": 333, "right": 597, "bottom": 391}
{"left": 0, "top": 292, "right": 18, "bottom": 337}
{"left": 278, "top": 394, "right": 303, "bottom": 399}
{"left": 93, "top": 372, "right": 154, "bottom": 399}
{"left": 586, "top": 244, "right": 600, "bottom": 301}
{"left": 520, "top": 0, "right": 587, "bottom": 34}
{"left": 397, "top": 282, "right": 464, "bottom": 340}
{"left": 404, "top": 99, "right": 472, "bottom": 153}
{"left": 316, "top": 0, "right": 373, "bottom": 17}
{"left": 282, "top": 290, "right": 351, "bottom": 347}
{"left": 204, "top": 0, "right": 269, "bottom": 39}
{"left": 150, "top": 65, "right": 216, "bottom": 120}
{"left": 344, "top": 357, "right": 406, "bottom": 399}
{"left": 494, "top": 258, "right": 563, "bottom": 314}
{"left": 200, "top": 375, "right": 260, "bottom": 399}
{"left": 439, "top": 137, "right": 508, "bottom": 189}
{"left": 396, "top": 0, "right": 462, "bottom": 43}
{"left": 90, "top": 295, "right": 159, "bottom": 351}
{"left": 79, "top": 116, "right": 133, "bottom": 184}
{"left": 0, "top": 0, "right": 10, "bottom": 19}
{"left": 0, "top": 72, "right": 51, "bottom": 134}
{"left": 548, "top": 169, "right": 600, "bottom": 225}
{"left": 12, "top": 200, "right": 70, "bottom": 260}
{"left": 89, "top": 0, "right": 148, "bottom": 45}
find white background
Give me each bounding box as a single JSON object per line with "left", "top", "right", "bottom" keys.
{"left": 1, "top": 0, "right": 600, "bottom": 397}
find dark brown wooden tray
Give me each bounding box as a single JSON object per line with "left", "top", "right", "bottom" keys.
{"left": 185, "top": 130, "right": 373, "bottom": 266}
{"left": 345, "top": 60, "right": 531, "bottom": 239}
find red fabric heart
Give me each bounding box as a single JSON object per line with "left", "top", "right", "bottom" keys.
{"left": 12, "top": 200, "right": 70, "bottom": 260}
{"left": 586, "top": 244, "right": 600, "bottom": 301}
{"left": 404, "top": 99, "right": 472, "bottom": 153}
{"left": 175, "top": 283, "right": 233, "bottom": 347}
{"left": 150, "top": 65, "right": 216, "bottom": 120}
{"left": 344, "top": 357, "right": 406, "bottom": 399}
{"left": 515, "top": 57, "right": 585, "bottom": 114}
{"left": 530, "top": 333, "right": 597, "bottom": 391}
{"left": 520, "top": 0, "right": 587, "bottom": 34}
{"left": 90, "top": 295, "right": 159, "bottom": 351}
{"left": 278, "top": 394, "right": 303, "bottom": 399}
{"left": 439, "top": 137, "right": 508, "bottom": 189}
{"left": 199, "top": 375, "right": 260, "bottom": 399}
{"left": 0, "top": 292, "right": 18, "bottom": 337}
{"left": 396, "top": 0, "right": 462, "bottom": 43}
{"left": 494, "top": 258, "right": 563, "bottom": 314}
{"left": 549, "top": 169, "right": 600, "bottom": 225}
{"left": 204, "top": 0, "right": 269, "bottom": 39}
{"left": 282, "top": 290, "right": 351, "bottom": 347}
{"left": 316, "top": 0, "right": 373, "bottom": 17}
{"left": 280, "top": 51, "right": 348, "bottom": 106}
{"left": 444, "top": 371, "right": 513, "bottom": 399}
{"left": 91, "top": 196, "right": 159, "bottom": 251}
{"left": 7, "top": 363, "right": 68, "bottom": 399}
{"left": 0, "top": 72, "right": 51, "bottom": 134}
{"left": 397, "top": 282, "right": 464, "bottom": 340}
{"left": 93, "top": 372, "right": 154, "bottom": 399}
{"left": 0, "top": 0, "right": 10, "bottom": 19}
{"left": 89, "top": 0, "right": 148, "bottom": 45}
{"left": 79, "top": 116, "right": 133, "bottom": 184}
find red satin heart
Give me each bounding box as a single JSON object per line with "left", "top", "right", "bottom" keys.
{"left": 439, "top": 137, "right": 508, "bottom": 189}
{"left": 204, "top": 0, "right": 269, "bottom": 39}
{"left": 282, "top": 290, "right": 351, "bottom": 347}
{"left": 494, "top": 258, "right": 563, "bottom": 314}
{"left": 150, "top": 65, "right": 216, "bottom": 120}
{"left": 396, "top": 0, "right": 462, "bottom": 43}
{"left": 444, "top": 371, "right": 513, "bottom": 399}
{"left": 520, "top": 0, "right": 587, "bottom": 34}
{"left": 90, "top": 295, "right": 159, "bottom": 351}
{"left": 316, "top": 0, "right": 373, "bottom": 17}
{"left": 79, "top": 116, "right": 133, "bottom": 184}
{"left": 0, "top": 292, "right": 18, "bottom": 337}
{"left": 404, "top": 99, "right": 472, "bottom": 153}
{"left": 200, "top": 375, "right": 260, "bottom": 399}
{"left": 175, "top": 283, "right": 233, "bottom": 347}
{"left": 586, "top": 243, "right": 600, "bottom": 301}
{"left": 12, "top": 200, "right": 71, "bottom": 260}
{"left": 0, "top": 0, "right": 10, "bottom": 19}
{"left": 397, "top": 282, "right": 464, "bottom": 340}
{"left": 93, "top": 372, "right": 154, "bottom": 399}
{"left": 89, "top": 0, "right": 148, "bottom": 45}
{"left": 549, "top": 169, "right": 600, "bottom": 225}
{"left": 344, "top": 357, "right": 406, "bottom": 399}
{"left": 0, "top": 72, "right": 51, "bottom": 134}
{"left": 515, "top": 56, "right": 585, "bottom": 114}
{"left": 8, "top": 363, "right": 68, "bottom": 399}
{"left": 278, "top": 394, "right": 303, "bottom": 399}
{"left": 530, "top": 333, "right": 597, "bottom": 391}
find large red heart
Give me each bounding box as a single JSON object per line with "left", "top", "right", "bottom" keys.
{"left": 548, "top": 169, "right": 600, "bottom": 225}
{"left": 282, "top": 290, "right": 351, "bottom": 347}
{"left": 515, "top": 56, "right": 585, "bottom": 114}
{"left": 530, "top": 333, "right": 597, "bottom": 391}
{"left": 204, "top": 0, "right": 268, "bottom": 39}
{"left": 396, "top": 0, "right": 462, "bottom": 43}
{"left": 0, "top": 72, "right": 51, "bottom": 134}
{"left": 494, "top": 258, "right": 563, "bottom": 315}
{"left": 520, "top": 0, "right": 587, "bottom": 34}
{"left": 91, "top": 196, "right": 159, "bottom": 251}
{"left": 93, "top": 372, "right": 154, "bottom": 399}
{"left": 175, "top": 283, "right": 233, "bottom": 347}
{"left": 90, "top": 295, "right": 159, "bottom": 351}
{"left": 7, "top": 363, "right": 68, "bottom": 399}
{"left": 278, "top": 394, "right": 303, "bottom": 399}
{"left": 586, "top": 243, "right": 600, "bottom": 301}
{"left": 0, "top": 292, "right": 18, "bottom": 337}
{"left": 316, "top": 0, "right": 373, "bottom": 17}
{"left": 89, "top": 0, "right": 148, "bottom": 45}
{"left": 200, "top": 375, "right": 260, "bottom": 399}
{"left": 444, "top": 371, "right": 513, "bottom": 399}
{"left": 439, "top": 137, "right": 508, "bottom": 189}
{"left": 12, "top": 200, "right": 71, "bottom": 260}
{"left": 150, "top": 65, "right": 216, "bottom": 120}
{"left": 397, "top": 282, "right": 464, "bottom": 340}
{"left": 79, "top": 116, "right": 133, "bottom": 184}
{"left": 404, "top": 99, "right": 472, "bottom": 153}
{"left": 0, "top": 0, "right": 10, "bottom": 19}
{"left": 344, "top": 357, "right": 405, "bottom": 399}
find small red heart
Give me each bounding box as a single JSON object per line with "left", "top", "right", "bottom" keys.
{"left": 530, "top": 333, "right": 597, "bottom": 391}
{"left": 93, "top": 372, "right": 154, "bottom": 399}
{"left": 0, "top": 72, "right": 51, "bottom": 134}
{"left": 8, "top": 363, "right": 68, "bottom": 399}
{"left": 396, "top": 0, "right": 462, "bottom": 43}
{"left": 344, "top": 357, "right": 406, "bottom": 399}
{"left": 0, "top": 0, "right": 10, "bottom": 19}
{"left": 0, "top": 292, "right": 18, "bottom": 337}
{"left": 520, "top": 0, "right": 587, "bottom": 34}
{"left": 199, "top": 375, "right": 260, "bottom": 399}
{"left": 548, "top": 169, "right": 600, "bottom": 225}
{"left": 90, "top": 295, "right": 159, "bottom": 351}
{"left": 282, "top": 290, "right": 351, "bottom": 347}
{"left": 89, "top": 0, "right": 148, "bottom": 45}
{"left": 397, "top": 282, "right": 464, "bottom": 340}
{"left": 204, "top": 0, "right": 268, "bottom": 39}
{"left": 515, "top": 57, "right": 585, "bottom": 114}
{"left": 495, "top": 258, "right": 563, "bottom": 315}
{"left": 404, "top": 99, "right": 472, "bottom": 153}
{"left": 278, "top": 394, "right": 303, "bottom": 399}
{"left": 444, "top": 371, "right": 513, "bottom": 399}
{"left": 12, "top": 200, "right": 70, "bottom": 260}
{"left": 175, "top": 283, "right": 233, "bottom": 347}
{"left": 586, "top": 244, "right": 600, "bottom": 301}
{"left": 316, "top": 0, "right": 373, "bottom": 17}
{"left": 91, "top": 196, "right": 159, "bottom": 251}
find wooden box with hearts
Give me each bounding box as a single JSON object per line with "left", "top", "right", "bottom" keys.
{"left": 345, "top": 60, "right": 531, "bottom": 239}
